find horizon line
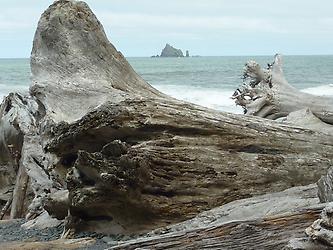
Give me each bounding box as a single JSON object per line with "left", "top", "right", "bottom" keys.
{"left": 1, "top": 54, "right": 333, "bottom": 60}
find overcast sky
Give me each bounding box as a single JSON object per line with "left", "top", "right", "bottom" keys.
{"left": 0, "top": 0, "right": 332, "bottom": 58}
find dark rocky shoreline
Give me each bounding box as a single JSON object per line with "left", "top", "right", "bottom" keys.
{"left": 0, "top": 219, "right": 62, "bottom": 243}
{"left": 0, "top": 219, "right": 111, "bottom": 249}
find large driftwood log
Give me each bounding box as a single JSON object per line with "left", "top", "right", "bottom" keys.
{"left": 108, "top": 180, "right": 333, "bottom": 249}
{"left": 110, "top": 208, "right": 323, "bottom": 250}
{"left": 0, "top": 0, "right": 332, "bottom": 236}
{"left": 102, "top": 172, "right": 333, "bottom": 249}
{"left": 48, "top": 98, "right": 333, "bottom": 235}
{"left": 108, "top": 185, "right": 325, "bottom": 249}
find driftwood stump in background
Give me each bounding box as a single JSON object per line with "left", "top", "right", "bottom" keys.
{"left": 233, "top": 54, "right": 333, "bottom": 128}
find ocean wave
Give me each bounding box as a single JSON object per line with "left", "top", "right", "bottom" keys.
{"left": 301, "top": 84, "right": 333, "bottom": 96}
{"left": 153, "top": 83, "right": 333, "bottom": 114}
{"left": 0, "top": 83, "right": 331, "bottom": 114}
{"left": 152, "top": 84, "right": 243, "bottom": 114}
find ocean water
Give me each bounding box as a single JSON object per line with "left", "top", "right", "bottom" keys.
{"left": 0, "top": 56, "right": 332, "bottom": 113}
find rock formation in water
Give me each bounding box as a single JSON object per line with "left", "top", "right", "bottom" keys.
{"left": 0, "top": 0, "right": 332, "bottom": 244}
{"left": 186, "top": 50, "right": 190, "bottom": 57}
{"left": 160, "top": 43, "right": 184, "bottom": 57}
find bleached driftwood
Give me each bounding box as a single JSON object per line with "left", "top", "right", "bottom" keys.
{"left": 107, "top": 171, "right": 333, "bottom": 250}
{"left": 233, "top": 55, "right": 333, "bottom": 125}
{"left": 0, "top": 0, "right": 332, "bottom": 237}
{"left": 10, "top": 164, "right": 29, "bottom": 219}
{"left": 108, "top": 185, "right": 325, "bottom": 249}
{"left": 0, "top": 194, "right": 12, "bottom": 220}
{"left": 284, "top": 108, "right": 333, "bottom": 135}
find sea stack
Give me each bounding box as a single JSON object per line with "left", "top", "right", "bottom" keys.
{"left": 186, "top": 50, "right": 190, "bottom": 57}
{"left": 160, "top": 43, "right": 184, "bottom": 57}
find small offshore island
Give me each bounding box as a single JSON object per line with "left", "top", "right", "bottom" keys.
{"left": 152, "top": 43, "right": 190, "bottom": 58}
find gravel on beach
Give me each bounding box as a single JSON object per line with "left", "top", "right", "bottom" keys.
{"left": 0, "top": 219, "right": 111, "bottom": 250}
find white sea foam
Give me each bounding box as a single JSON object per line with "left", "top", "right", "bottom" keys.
{"left": 301, "top": 84, "right": 333, "bottom": 96}
{"left": 0, "top": 94, "right": 4, "bottom": 102}
{"left": 0, "top": 83, "right": 29, "bottom": 102}
{"left": 152, "top": 84, "right": 243, "bottom": 114}
{"left": 1, "top": 82, "right": 331, "bottom": 115}
{"left": 153, "top": 83, "right": 333, "bottom": 115}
